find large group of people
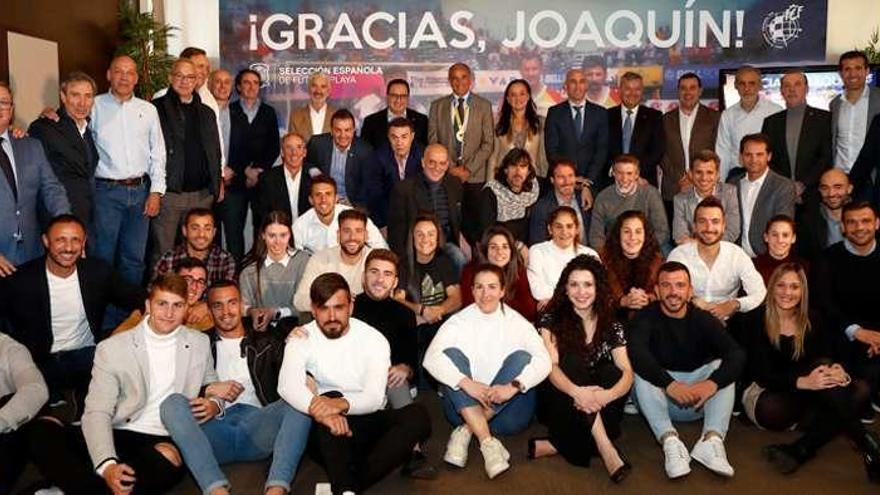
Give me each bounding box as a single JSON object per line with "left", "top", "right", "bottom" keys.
{"left": 0, "top": 45, "right": 880, "bottom": 494}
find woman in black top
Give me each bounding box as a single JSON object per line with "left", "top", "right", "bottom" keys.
{"left": 744, "top": 262, "right": 880, "bottom": 482}
{"left": 532, "top": 255, "right": 633, "bottom": 482}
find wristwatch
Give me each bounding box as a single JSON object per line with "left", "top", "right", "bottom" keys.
{"left": 511, "top": 380, "right": 525, "bottom": 393}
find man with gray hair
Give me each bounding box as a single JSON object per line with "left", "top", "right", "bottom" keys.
{"left": 29, "top": 71, "right": 100, "bottom": 227}
{"left": 607, "top": 71, "right": 664, "bottom": 187}
{"left": 289, "top": 72, "right": 337, "bottom": 143}
{"left": 715, "top": 66, "right": 782, "bottom": 181}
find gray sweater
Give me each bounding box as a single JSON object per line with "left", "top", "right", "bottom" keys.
{"left": 588, "top": 183, "right": 670, "bottom": 250}
{"left": 0, "top": 333, "right": 48, "bottom": 433}
{"left": 240, "top": 249, "right": 311, "bottom": 316}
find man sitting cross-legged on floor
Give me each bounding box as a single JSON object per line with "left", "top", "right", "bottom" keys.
{"left": 159, "top": 280, "right": 313, "bottom": 495}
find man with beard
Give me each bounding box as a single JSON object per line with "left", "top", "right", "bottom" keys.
{"left": 292, "top": 175, "right": 385, "bottom": 254}
{"left": 581, "top": 55, "right": 616, "bottom": 108}
{"left": 797, "top": 168, "right": 852, "bottom": 259}
{"left": 294, "top": 208, "right": 376, "bottom": 312}
{"left": 629, "top": 261, "right": 745, "bottom": 479}
{"left": 288, "top": 72, "right": 336, "bottom": 144}
{"left": 279, "top": 273, "right": 432, "bottom": 494}
{"left": 151, "top": 207, "right": 236, "bottom": 283}
{"left": 668, "top": 197, "right": 766, "bottom": 323}
{"left": 0, "top": 214, "right": 145, "bottom": 407}
{"left": 813, "top": 202, "right": 880, "bottom": 421}
{"left": 159, "top": 280, "right": 312, "bottom": 495}
{"left": 528, "top": 159, "right": 591, "bottom": 245}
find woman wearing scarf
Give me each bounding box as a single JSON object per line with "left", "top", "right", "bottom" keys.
{"left": 477, "top": 148, "right": 541, "bottom": 245}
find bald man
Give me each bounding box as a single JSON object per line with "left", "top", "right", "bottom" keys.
{"left": 798, "top": 168, "right": 853, "bottom": 259}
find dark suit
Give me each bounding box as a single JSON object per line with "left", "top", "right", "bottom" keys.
{"left": 729, "top": 169, "right": 796, "bottom": 256}
{"left": 796, "top": 199, "right": 838, "bottom": 261}
{"left": 544, "top": 101, "right": 609, "bottom": 190}
{"left": 0, "top": 256, "right": 146, "bottom": 364}
{"left": 306, "top": 134, "right": 377, "bottom": 216}
{"left": 360, "top": 108, "right": 429, "bottom": 150}
{"left": 373, "top": 142, "right": 423, "bottom": 228}
{"left": 659, "top": 104, "right": 720, "bottom": 201}
{"left": 761, "top": 105, "right": 832, "bottom": 193}
{"left": 0, "top": 134, "right": 70, "bottom": 266}
{"left": 848, "top": 114, "right": 880, "bottom": 208}
{"left": 28, "top": 107, "right": 98, "bottom": 225}
{"left": 607, "top": 105, "right": 664, "bottom": 187}
{"left": 387, "top": 172, "right": 463, "bottom": 258}
{"left": 252, "top": 164, "right": 313, "bottom": 229}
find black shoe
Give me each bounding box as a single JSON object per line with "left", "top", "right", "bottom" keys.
{"left": 861, "top": 431, "right": 880, "bottom": 483}
{"left": 402, "top": 450, "right": 438, "bottom": 480}
{"left": 762, "top": 444, "right": 805, "bottom": 474}
{"left": 609, "top": 446, "right": 632, "bottom": 484}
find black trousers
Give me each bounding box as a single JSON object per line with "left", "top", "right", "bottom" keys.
{"left": 311, "top": 398, "right": 431, "bottom": 494}
{"left": 461, "top": 182, "right": 484, "bottom": 246}
{"left": 754, "top": 378, "right": 871, "bottom": 457}
{"left": 215, "top": 188, "right": 251, "bottom": 261}
{"left": 539, "top": 358, "right": 625, "bottom": 467}
{"left": 26, "top": 419, "right": 184, "bottom": 495}
{"left": 0, "top": 428, "right": 28, "bottom": 493}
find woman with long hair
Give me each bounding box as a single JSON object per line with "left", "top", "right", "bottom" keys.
{"left": 423, "top": 264, "right": 551, "bottom": 479}
{"left": 527, "top": 206, "right": 600, "bottom": 310}
{"left": 532, "top": 255, "right": 633, "bottom": 482}
{"left": 743, "top": 263, "right": 880, "bottom": 481}
{"left": 600, "top": 210, "right": 663, "bottom": 317}
{"left": 477, "top": 148, "right": 541, "bottom": 243}
{"left": 239, "top": 210, "right": 310, "bottom": 330}
{"left": 460, "top": 225, "right": 537, "bottom": 321}
{"left": 488, "top": 78, "right": 548, "bottom": 177}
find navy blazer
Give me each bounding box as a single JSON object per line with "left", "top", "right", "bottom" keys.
{"left": 607, "top": 105, "right": 665, "bottom": 187}
{"left": 360, "top": 107, "right": 429, "bottom": 150}
{"left": 372, "top": 142, "right": 424, "bottom": 227}
{"left": 252, "top": 164, "right": 313, "bottom": 228}
{"left": 544, "top": 101, "right": 609, "bottom": 191}
{"left": 305, "top": 133, "right": 377, "bottom": 214}
{"left": 0, "top": 135, "right": 70, "bottom": 265}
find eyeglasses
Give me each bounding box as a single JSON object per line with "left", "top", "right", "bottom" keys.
{"left": 182, "top": 275, "right": 207, "bottom": 287}
{"left": 172, "top": 73, "right": 198, "bottom": 82}
{"left": 387, "top": 93, "right": 409, "bottom": 99}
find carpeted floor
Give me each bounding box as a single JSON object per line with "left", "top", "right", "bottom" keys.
{"left": 17, "top": 392, "right": 880, "bottom": 494}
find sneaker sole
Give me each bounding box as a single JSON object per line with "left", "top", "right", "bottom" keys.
{"left": 486, "top": 461, "right": 510, "bottom": 479}
{"left": 443, "top": 453, "right": 467, "bottom": 468}
{"left": 666, "top": 465, "right": 692, "bottom": 479}
{"left": 691, "top": 454, "right": 734, "bottom": 477}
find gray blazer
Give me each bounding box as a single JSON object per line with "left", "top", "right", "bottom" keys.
{"left": 82, "top": 322, "right": 217, "bottom": 468}
{"left": 428, "top": 93, "right": 494, "bottom": 183}
{"left": 830, "top": 86, "right": 880, "bottom": 157}
{"left": 0, "top": 332, "right": 48, "bottom": 433}
{"left": 672, "top": 183, "right": 741, "bottom": 244}
{"left": 733, "top": 169, "right": 796, "bottom": 256}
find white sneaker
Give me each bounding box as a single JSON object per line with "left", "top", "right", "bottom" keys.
{"left": 623, "top": 396, "right": 639, "bottom": 415}
{"left": 691, "top": 436, "right": 735, "bottom": 477}
{"left": 662, "top": 435, "right": 692, "bottom": 479}
{"left": 480, "top": 437, "right": 511, "bottom": 479}
{"left": 443, "top": 425, "right": 473, "bottom": 467}
{"left": 314, "top": 482, "right": 332, "bottom": 495}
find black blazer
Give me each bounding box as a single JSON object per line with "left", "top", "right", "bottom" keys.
{"left": 28, "top": 107, "right": 98, "bottom": 225}
{"left": 796, "top": 198, "right": 832, "bottom": 261}
{"left": 372, "top": 142, "right": 424, "bottom": 227}
{"left": 387, "top": 172, "right": 463, "bottom": 258}
{"left": 0, "top": 257, "right": 146, "bottom": 364}
{"left": 761, "top": 105, "right": 832, "bottom": 189}
{"left": 607, "top": 105, "right": 665, "bottom": 187}
{"left": 850, "top": 113, "right": 880, "bottom": 208}
{"left": 544, "top": 101, "right": 609, "bottom": 191}
{"left": 360, "top": 107, "right": 429, "bottom": 150}
{"left": 252, "top": 165, "right": 313, "bottom": 229}
{"left": 227, "top": 100, "right": 281, "bottom": 191}
{"left": 305, "top": 134, "right": 377, "bottom": 213}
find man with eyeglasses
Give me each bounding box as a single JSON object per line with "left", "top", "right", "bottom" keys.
{"left": 0, "top": 81, "right": 70, "bottom": 274}
{"left": 152, "top": 58, "right": 223, "bottom": 265}
{"left": 151, "top": 207, "right": 235, "bottom": 284}
{"left": 361, "top": 78, "right": 429, "bottom": 151}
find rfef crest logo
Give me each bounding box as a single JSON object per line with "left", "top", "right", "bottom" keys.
{"left": 762, "top": 4, "right": 804, "bottom": 49}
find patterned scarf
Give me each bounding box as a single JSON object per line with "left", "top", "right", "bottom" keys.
{"left": 485, "top": 178, "right": 540, "bottom": 222}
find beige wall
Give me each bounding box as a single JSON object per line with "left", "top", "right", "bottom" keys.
{"left": 827, "top": 0, "right": 880, "bottom": 62}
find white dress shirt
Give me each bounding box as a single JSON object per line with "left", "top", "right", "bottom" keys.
{"left": 284, "top": 166, "right": 303, "bottom": 221}
{"left": 91, "top": 92, "right": 167, "bottom": 194}
{"left": 738, "top": 167, "right": 769, "bottom": 257}
{"left": 527, "top": 241, "right": 600, "bottom": 300}
{"left": 678, "top": 106, "right": 699, "bottom": 172}
{"left": 278, "top": 317, "right": 390, "bottom": 415}
{"left": 309, "top": 104, "right": 327, "bottom": 137}
{"left": 292, "top": 203, "right": 387, "bottom": 254}
{"left": 667, "top": 240, "right": 766, "bottom": 313}
{"left": 834, "top": 86, "right": 870, "bottom": 173}
{"left": 716, "top": 98, "right": 783, "bottom": 179}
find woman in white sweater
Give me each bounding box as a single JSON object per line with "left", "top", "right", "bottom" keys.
{"left": 527, "top": 206, "right": 600, "bottom": 309}
{"left": 423, "top": 264, "right": 551, "bottom": 479}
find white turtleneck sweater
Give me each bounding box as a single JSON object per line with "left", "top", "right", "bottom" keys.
{"left": 120, "top": 322, "right": 180, "bottom": 436}
{"left": 422, "top": 304, "right": 551, "bottom": 392}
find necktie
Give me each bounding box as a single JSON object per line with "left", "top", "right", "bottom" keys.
{"left": 0, "top": 137, "right": 17, "bottom": 201}
{"left": 456, "top": 97, "right": 466, "bottom": 123}
{"left": 574, "top": 106, "right": 584, "bottom": 138}
{"left": 454, "top": 97, "right": 466, "bottom": 161}
{"left": 623, "top": 109, "right": 634, "bottom": 153}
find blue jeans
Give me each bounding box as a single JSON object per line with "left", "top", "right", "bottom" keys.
{"left": 440, "top": 348, "right": 537, "bottom": 436}
{"left": 633, "top": 360, "right": 735, "bottom": 441}
{"left": 160, "top": 394, "right": 312, "bottom": 493}
{"left": 91, "top": 180, "right": 150, "bottom": 285}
